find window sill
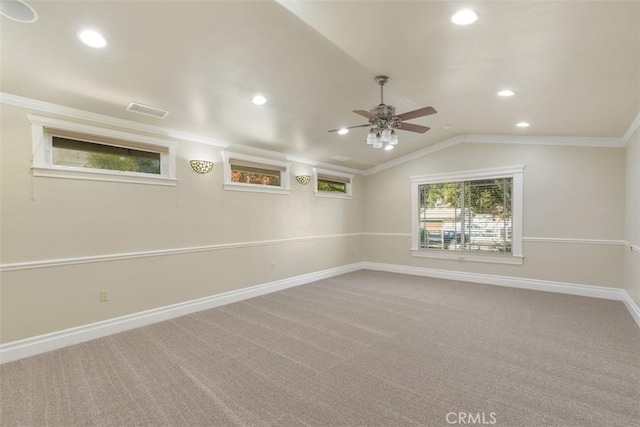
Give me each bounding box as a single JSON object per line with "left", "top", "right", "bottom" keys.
{"left": 314, "top": 191, "right": 352, "bottom": 200}
{"left": 411, "top": 249, "right": 524, "bottom": 265}
{"left": 223, "top": 182, "right": 290, "bottom": 195}
{"left": 32, "top": 166, "right": 177, "bottom": 186}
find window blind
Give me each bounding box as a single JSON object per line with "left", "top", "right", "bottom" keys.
{"left": 418, "top": 177, "right": 513, "bottom": 253}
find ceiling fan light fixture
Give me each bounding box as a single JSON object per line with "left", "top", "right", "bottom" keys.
{"left": 366, "top": 129, "right": 377, "bottom": 144}
{"left": 451, "top": 9, "right": 478, "bottom": 26}
{"left": 381, "top": 128, "right": 392, "bottom": 143}
{"left": 329, "top": 75, "right": 436, "bottom": 150}
{"left": 389, "top": 130, "right": 399, "bottom": 145}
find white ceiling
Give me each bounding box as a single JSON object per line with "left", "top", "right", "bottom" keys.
{"left": 1, "top": 1, "right": 638, "bottom": 170}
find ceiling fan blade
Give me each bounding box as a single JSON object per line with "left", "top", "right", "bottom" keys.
{"left": 398, "top": 122, "right": 431, "bottom": 133}
{"left": 327, "top": 124, "right": 370, "bottom": 132}
{"left": 353, "top": 110, "right": 374, "bottom": 119}
{"left": 396, "top": 106, "right": 437, "bottom": 121}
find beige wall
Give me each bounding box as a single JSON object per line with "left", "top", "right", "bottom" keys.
{"left": 363, "top": 142, "right": 626, "bottom": 287}
{"left": 0, "top": 100, "right": 635, "bottom": 345}
{"left": 624, "top": 127, "right": 640, "bottom": 306}
{"left": 0, "top": 104, "right": 363, "bottom": 343}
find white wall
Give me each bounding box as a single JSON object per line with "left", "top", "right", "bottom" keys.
{"left": 363, "top": 142, "right": 626, "bottom": 287}
{"left": 624, "top": 126, "right": 640, "bottom": 306}
{"left": 0, "top": 104, "right": 363, "bottom": 343}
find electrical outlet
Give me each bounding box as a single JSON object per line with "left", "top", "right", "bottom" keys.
{"left": 271, "top": 262, "right": 276, "bottom": 271}
{"left": 99, "top": 290, "right": 109, "bottom": 302}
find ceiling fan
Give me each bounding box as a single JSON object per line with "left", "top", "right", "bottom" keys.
{"left": 329, "top": 75, "right": 437, "bottom": 149}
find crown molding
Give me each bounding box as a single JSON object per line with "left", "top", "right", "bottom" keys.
{"left": 0, "top": 92, "right": 362, "bottom": 176}
{"left": 622, "top": 112, "right": 640, "bottom": 146}
{"left": 463, "top": 134, "right": 624, "bottom": 148}
{"left": 0, "top": 92, "right": 230, "bottom": 148}
{"left": 363, "top": 132, "right": 628, "bottom": 176}
{"left": 363, "top": 135, "right": 464, "bottom": 176}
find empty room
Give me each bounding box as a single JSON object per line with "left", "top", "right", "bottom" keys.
{"left": 1, "top": 1, "right": 638, "bottom": 426}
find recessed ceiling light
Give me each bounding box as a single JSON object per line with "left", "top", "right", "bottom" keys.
{"left": 0, "top": 0, "right": 38, "bottom": 23}
{"left": 384, "top": 144, "right": 394, "bottom": 151}
{"left": 331, "top": 155, "right": 350, "bottom": 162}
{"left": 252, "top": 95, "right": 267, "bottom": 105}
{"left": 516, "top": 122, "right": 530, "bottom": 128}
{"left": 497, "top": 89, "right": 515, "bottom": 97}
{"left": 451, "top": 9, "right": 478, "bottom": 26}
{"left": 78, "top": 30, "right": 107, "bottom": 48}
{"left": 337, "top": 128, "right": 349, "bottom": 135}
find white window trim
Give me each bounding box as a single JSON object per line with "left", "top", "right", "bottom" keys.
{"left": 314, "top": 168, "right": 353, "bottom": 199}
{"left": 222, "top": 151, "right": 291, "bottom": 195}
{"left": 29, "top": 114, "right": 177, "bottom": 186}
{"left": 410, "top": 165, "right": 524, "bottom": 265}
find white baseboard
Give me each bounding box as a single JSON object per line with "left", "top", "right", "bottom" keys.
{"left": 621, "top": 291, "right": 640, "bottom": 327}
{"left": 0, "top": 262, "right": 364, "bottom": 364}
{"left": 2, "top": 260, "right": 638, "bottom": 364}
{"left": 361, "top": 262, "right": 640, "bottom": 328}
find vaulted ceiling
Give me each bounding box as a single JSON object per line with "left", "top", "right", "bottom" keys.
{"left": 1, "top": 1, "right": 638, "bottom": 170}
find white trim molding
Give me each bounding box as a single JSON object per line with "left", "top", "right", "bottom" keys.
{"left": 410, "top": 165, "right": 524, "bottom": 261}
{"left": 0, "top": 263, "right": 364, "bottom": 364}
{"left": 625, "top": 242, "right": 640, "bottom": 253}
{"left": 1, "top": 92, "right": 362, "bottom": 176}
{"left": 362, "top": 232, "right": 412, "bottom": 238}
{"left": 222, "top": 151, "right": 291, "bottom": 194}
{"left": 463, "top": 134, "right": 624, "bottom": 148}
{"left": 28, "top": 114, "right": 178, "bottom": 186}
{"left": 523, "top": 237, "right": 627, "bottom": 246}
{"left": 363, "top": 120, "right": 638, "bottom": 177}
{"left": 362, "top": 262, "right": 640, "bottom": 328}
{"left": 0, "top": 233, "right": 362, "bottom": 272}
{"left": 2, "top": 261, "right": 638, "bottom": 364}
{"left": 2, "top": 92, "right": 230, "bottom": 148}
{"left": 622, "top": 112, "right": 640, "bottom": 146}
{"left": 363, "top": 136, "right": 464, "bottom": 176}
{"left": 314, "top": 168, "right": 353, "bottom": 199}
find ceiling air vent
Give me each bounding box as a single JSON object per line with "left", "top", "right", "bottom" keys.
{"left": 331, "top": 155, "right": 350, "bottom": 162}
{"left": 125, "top": 102, "right": 169, "bottom": 119}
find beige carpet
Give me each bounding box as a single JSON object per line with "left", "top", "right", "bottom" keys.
{"left": 1, "top": 270, "right": 638, "bottom": 426}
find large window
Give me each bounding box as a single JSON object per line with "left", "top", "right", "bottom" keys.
{"left": 222, "top": 152, "right": 290, "bottom": 194}
{"left": 29, "top": 115, "right": 177, "bottom": 186}
{"left": 411, "top": 166, "right": 524, "bottom": 264}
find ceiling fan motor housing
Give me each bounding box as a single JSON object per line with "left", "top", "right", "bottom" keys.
{"left": 370, "top": 104, "right": 400, "bottom": 131}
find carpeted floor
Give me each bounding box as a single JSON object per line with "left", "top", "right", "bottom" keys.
{"left": 1, "top": 270, "right": 639, "bottom": 426}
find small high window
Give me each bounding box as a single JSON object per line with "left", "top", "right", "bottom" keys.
{"left": 29, "top": 115, "right": 177, "bottom": 186}
{"left": 314, "top": 168, "right": 353, "bottom": 198}
{"left": 222, "top": 152, "right": 290, "bottom": 194}
{"left": 52, "top": 137, "right": 161, "bottom": 175}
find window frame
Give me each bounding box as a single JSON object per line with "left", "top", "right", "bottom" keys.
{"left": 313, "top": 168, "right": 353, "bottom": 199}
{"left": 222, "top": 152, "right": 291, "bottom": 194}
{"left": 410, "top": 165, "right": 524, "bottom": 265}
{"left": 29, "top": 115, "right": 177, "bottom": 186}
